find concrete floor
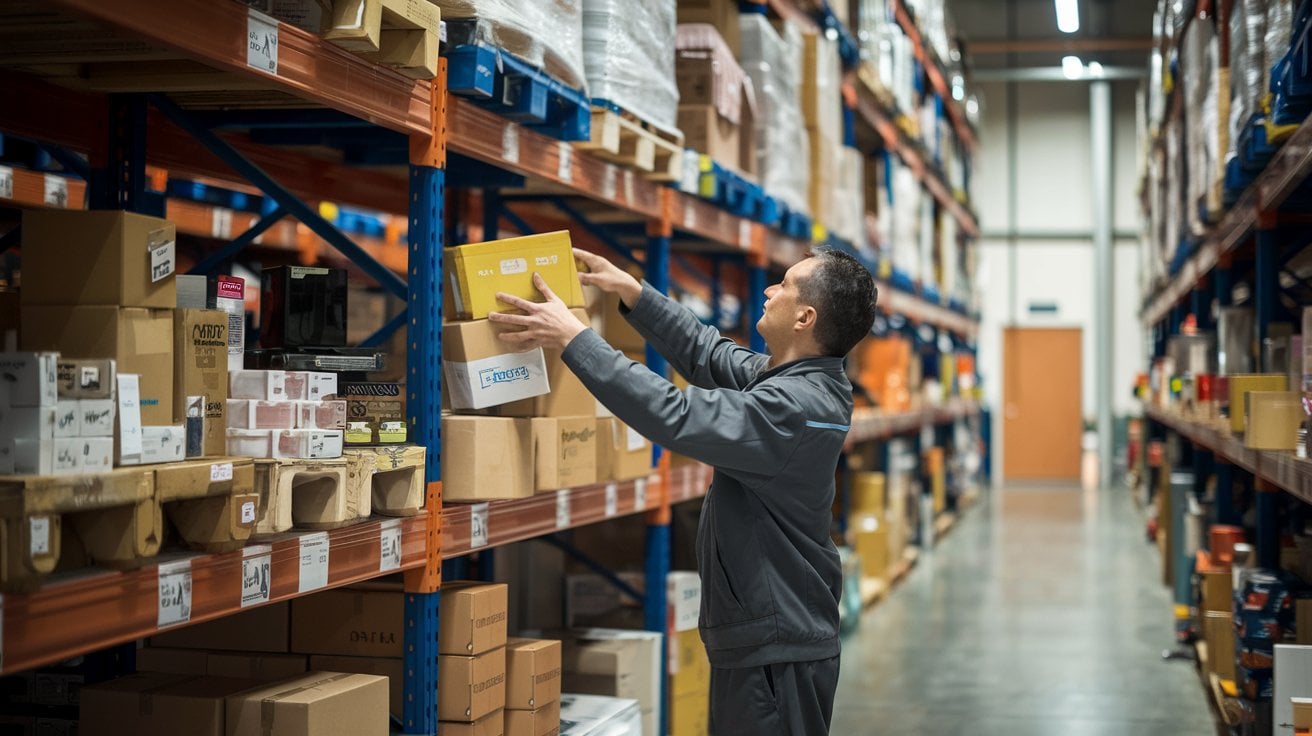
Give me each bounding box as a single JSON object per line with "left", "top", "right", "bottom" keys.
{"left": 831, "top": 483, "right": 1217, "bottom": 735}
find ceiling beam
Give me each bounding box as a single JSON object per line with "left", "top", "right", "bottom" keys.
{"left": 969, "top": 37, "right": 1153, "bottom": 55}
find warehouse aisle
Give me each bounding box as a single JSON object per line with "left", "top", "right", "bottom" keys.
{"left": 831, "top": 484, "right": 1216, "bottom": 735}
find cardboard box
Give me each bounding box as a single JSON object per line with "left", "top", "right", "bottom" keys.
{"left": 22, "top": 306, "right": 173, "bottom": 425}
{"left": 505, "top": 700, "right": 560, "bottom": 736}
{"left": 308, "top": 656, "right": 404, "bottom": 721}
{"left": 226, "top": 672, "right": 389, "bottom": 736}
{"left": 136, "top": 647, "right": 211, "bottom": 676}
{"left": 151, "top": 601, "right": 290, "bottom": 652}
{"left": 206, "top": 652, "right": 309, "bottom": 681}
{"left": 850, "top": 513, "right": 890, "bottom": 581}
{"left": 80, "top": 398, "right": 116, "bottom": 437}
{"left": 668, "top": 628, "right": 709, "bottom": 699}
{"left": 439, "top": 647, "right": 506, "bottom": 722}
{"left": 1295, "top": 696, "right": 1312, "bottom": 730}
{"left": 598, "top": 292, "right": 644, "bottom": 353}
{"left": 677, "top": 0, "right": 740, "bottom": 56}
{"left": 446, "top": 231, "right": 585, "bottom": 320}
{"left": 79, "top": 673, "right": 259, "bottom": 736}
{"left": 669, "top": 687, "right": 709, "bottom": 736}
{"left": 506, "top": 638, "right": 562, "bottom": 711}
{"left": 557, "top": 694, "right": 641, "bottom": 736}
{"left": 131, "top": 424, "right": 187, "bottom": 465}
{"left": 851, "top": 471, "right": 885, "bottom": 515}
{"left": 290, "top": 588, "right": 403, "bottom": 658}
{"left": 21, "top": 210, "right": 177, "bottom": 308}
{"left": 1227, "top": 373, "right": 1288, "bottom": 433}
{"left": 340, "top": 382, "right": 406, "bottom": 445}
{"left": 440, "top": 582, "right": 509, "bottom": 656}
{"left": 595, "top": 417, "right": 651, "bottom": 483}
{"left": 678, "top": 104, "right": 740, "bottom": 171}
{"left": 666, "top": 572, "right": 701, "bottom": 635}
{"left": 1203, "top": 611, "right": 1236, "bottom": 680}
{"left": 528, "top": 417, "right": 597, "bottom": 491}
{"left": 442, "top": 709, "right": 507, "bottom": 736}
{"left": 486, "top": 309, "right": 596, "bottom": 418}
{"left": 174, "top": 309, "right": 228, "bottom": 456}
{"left": 1200, "top": 568, "right": 1231, "bottom": 614}
{"left": 1245, "top": 391, "right": 1303, "bottom": 449}
{"left": 12, "top": 436, "right": 53, "bottom": 475}
{"left": 443, "top": 319, "right": 551, "bottom": 411}
{"left": 0, "top": 405, "right": 55, "bottom": 441}
{"left": 441, "top": 416, "right": 534, "bottom": 501}
{"left": 0, "top": 352, "right": 59, "bottom": 406}
{"left": 560, "top": 629, "right": 661, "bottom": 736}
{"left": 57, "top": 358, "right": 116, "bottom": 401}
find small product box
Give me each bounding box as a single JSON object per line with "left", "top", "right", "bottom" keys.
{"left": 296, "top": 400, "right": 348, "bottom": 430}
{"left": 445, "top": 230, "right": 586, "bottom": 320}
{"left": 307, "top": 371, "right": 338, "bottom": 400}
{"left": 173, "top": 308, "right": 228, "bottom": 456}
{"left": 506, "top": 638, "right": 562, "bottom": 711}
{"left": 79, "top": 399, "right": 116, "bottom": 437}
{"left": 227, "top": 428, "right": 274, "bottom": 458}
{"left": 56, "top": 358, "right": 116, "bottom": 400}
{"left": 0, "top": 352, "right": 59, "bottom": 407}
{"left": 275, "top": 429, "right": 344, "bottom": 459}
{"left": 527, "top": 416, "right": 597, "bottom": 491}
{"left": 439, "top": 648, "right": 506, "bottom": 723}
{"left": 53, "top": 437, "right": 81, "bottom": 474}
{"left": 441, "top": 416, "right": 534, "bottom": 501}
{"left": 443, "top": 319, "right": 552, "bottom": 411}
{"left": 134, "top": 425, "right": 186, "bottom": 465}
{"left": 227, "top": 399, "right": 298, "bottom": 430}
{"left": 53, "top": 400, "right": 81, "bottom": 438}
{"left": 14, "top": 437, "right": 54, "bottom": 475}
{"left": 439, "top": 582, "right": 509, "bottom": 656}
{"left": 0, "top": 405, "right": 56, "bottom": 441}
{"left": 284, "top": 371, "right": 310, "bottom": 400}
{"left": 229, "top": 370, "right": 288, "bottom": 401}
{"left": 21, "top": 210, "right": 177, "bottom": 308}
{"left": 341, "top": 382, "right": 406, "bottom": 445}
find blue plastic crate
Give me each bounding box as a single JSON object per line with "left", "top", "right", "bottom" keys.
{"left": 446, "top": 43, "right": 591, "bottom": 142}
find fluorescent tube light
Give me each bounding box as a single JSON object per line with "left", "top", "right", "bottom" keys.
{"left": 1062, "top": 55, "right": 1084, "bottom": 79}
{"left": 1056, "top": 0, "right": 1080, "bottom": 33}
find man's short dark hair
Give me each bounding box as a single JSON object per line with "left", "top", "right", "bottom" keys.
{"left": 797, "top": 248, "right": 879, "bottom": 357}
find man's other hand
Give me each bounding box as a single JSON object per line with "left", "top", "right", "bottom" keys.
{"left": 489, "top": 273, "right": 589, "bottom": 351}
{"left": 574, "top": 248, "right": 642, "bottom": 309}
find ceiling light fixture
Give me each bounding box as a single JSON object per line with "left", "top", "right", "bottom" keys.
{"left": 1055, "top": 0, "right": 1080, "bottom": 33}
{"left": 1088, "top": 61, "right": 1105, "bottom": 78}
{"left": 1062, "top": 55, "right": 1084, "bottom": 79}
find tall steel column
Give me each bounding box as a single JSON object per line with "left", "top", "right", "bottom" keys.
{"left": 1091, "top": 79, "right": 1114, "bottom": 488}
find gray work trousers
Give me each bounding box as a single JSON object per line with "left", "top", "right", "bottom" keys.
{"left": 708, "top": 655, "right": 841, "bottom": 735}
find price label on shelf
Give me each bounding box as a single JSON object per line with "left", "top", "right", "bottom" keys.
{"left": 683, "top": 201, "right": 696, "bottom": 229}
{"left": 246, "top": 8, "right": 279, "bottom": 74}
{"left": 623, "top": 170, "right": 635, "bottom": 203}
{"left": 379, "top": 519, "right": 402, "bottom": 573}
{"left": 601, "top": 165, "right": 617, "bottom": 201}
{"left": 739, "top": 219, "right": 752, "bottom": 247}
{"left": 502, "top": 125, "right": 520, "bottom": 165}
{"left": 604, "top": 484, "right": 618, "bottom": 518}
{"left": 241, "top": 545, "right": 272, "bottom": 607}
{"left": 470, "top": 503, "right": 489, "bottom": 549}
{"left": 29, "top": 518, "right": 50, "bottom": 557}
{"left": 157, "top": 559, "right": 193, "bottom": 628}
{"left": 555, "top": 490, "right": 570, "bottom": 529}
{"left": 211, "top": 208, "right": 234, "bottom": 239}
{"left": 0, "top": 166, "right": 12, "bottom": 200}
{"left": 634, "top": 478, "right": 647, "bottom": 510}
{"left": 298, "top": 532, "right": 329, "bottom": 593}
{"left": 557, "top": 142, "right": 573, "bottom": 183}
{"left": 210, "top": 462, "right": 233, "bottom": 483}
{"left": 43, "top": 175, "right": 67, "bottom": 208}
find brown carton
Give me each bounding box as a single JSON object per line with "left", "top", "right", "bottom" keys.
{"left": 136, "top": 647, "right": 211, "bottom": 676}
{"left": 676, "top": 0, "right": 740, "bottom": 56}
{"left": 225, "top": 672, "right": 389, "bottom": 736}
{"left": 677, "top": 104, "right": 740, "bottom": 171}
{"left": 174, "top": 309, "right": 229, "bottom": 455}
{"left": 439, "top": 647, "right": 507, "bottom": 722}
{"left": 486, "top": 309, "right": 596, "bottom": 418}
{"left": 441, "top": 416, "right": 534, "bottom": 501}
{"left": 442, "top": 708, "right": 507, "bottom": 736}
{"left": 598, "top": 292, "right": 644, "bottom": 353}
{"left": 290, "top": 589, "right": 404, "bottom": 658}
{"left": 151, "top": 602, "right": 290, "bottom": 653}
{"left": 669, "top": 688, "right": 709, "bottom": 736}
{"left": 440, "top": 582, "right": 509, "bottom": 656}
{"left": 207, "top": 652, "right": 309, "bottom": 681}
{"left": 595, "top": 417, "right": 652, "bottom": 483}
{"left": 527, "top": 417, "right": 597, "bottom": 491}
{"left": 21, "top": 210, "right": 177, "bottom": 308}
{"left": 560, "top": 629, "right": 662, "bottom": 736}
{"left": 505, "top": 699, "right": 561, "bottom": 736}
{"left": 1244, "top": 390, "right": 1304, "bottom": 449}
{"left": 308, "top": 656, "right": 404, "bottom": 721}
{"left": 22, "top": 306, "right": 174, "bottom": 424}
{"left": 79, "top": 673, "right": 258, "bottom": 736}
{"left": 506, "top": 638, "right": 562, "bottom": 711}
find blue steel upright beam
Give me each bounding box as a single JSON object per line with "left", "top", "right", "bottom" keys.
{"left": 645, "top": 195, "right": 673, "bottom": 736}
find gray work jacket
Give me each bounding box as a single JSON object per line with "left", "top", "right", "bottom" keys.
{"left": 561, "top": 283, "right": 848, "bottom": 668}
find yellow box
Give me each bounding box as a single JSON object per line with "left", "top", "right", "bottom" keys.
{"left": 1244, "top": 391, "right": 1303, "bottom": 450}
{"left": 669, "top": 688, "right": 709, "bottom": 736}
{"left": 446, "top": 231, "right": 585, "bottom": 320}
{"left": 850, "top": 513, "right": 889, "bottom": 581}
{"left": 1228, "top": 374, "right": 1288, "bottom": 433}
{"left": 669, "top": 628, "right": 709, "bottom": 698}
{"left": 851, "top": 472, "right": 885, "bottom": 515}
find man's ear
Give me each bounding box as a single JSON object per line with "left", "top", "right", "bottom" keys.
{"left": 795, "top": 305, "right": 817, "bottom": 331}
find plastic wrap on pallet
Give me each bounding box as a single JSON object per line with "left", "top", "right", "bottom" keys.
{"left": 1165, "top": 123, "right": 1183, "bottom": 274}
{"left": 829, "top": 147, "right": 865, "bottom": 245}
{"left": 1266, "top": 0, "right": 1295, "bottom": 93}
{"left": 582, "top": 0, "right": 679, "bottom": 132}
{"left": 1182, "top": 18, "right": 1219, "bottom": 233}
{"left": 857, "top": 0, "right": 889, "bottom": 81}
{"left": 1149, "top": 4, "right": 1165, "bottom": 128}
{"left": 741, "top": 14, "right": 810, "bottom": 213}
{"left": 941, "top": 204, "right": 959, "bottom": 304}
{"left": 676, "top": 23, "right": 749, "bottom": 125}
{"left": 432, "top": 0, "right": 587, "bottom": 91}
{"left": 891, "top": 165, "right": 921, "bottom": 282}
{"left": 803, "top": 31, "right": 843, "bottom": 142}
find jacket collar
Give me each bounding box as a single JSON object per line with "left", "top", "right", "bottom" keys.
{"left": 752, "top": 354, "right": 847, "bottom": 384}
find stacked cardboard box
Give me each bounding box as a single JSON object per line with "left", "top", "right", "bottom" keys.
{"left": 505, "top": 638, "right": 562, "bottom": 736}
{"left": 802, "top": 30, "right": 843, "bottom": 230}
{"left": 676, "top": 23, "right": 758, "bottom": 178}
{"left": 225, "top": 369, "right": 345, "bottom": 458}
{"left": 0, "top": 352, "right": 63, "bottom": 474}
{"left": 559, "top": 628, "right": 662, "bottom": 736}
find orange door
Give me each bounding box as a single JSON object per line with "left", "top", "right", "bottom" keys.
{"left": 1003, "top": 327, "right": 1083, "bottom": 480}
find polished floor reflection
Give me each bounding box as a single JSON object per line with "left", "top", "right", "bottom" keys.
{"left": 831, "top": 483, "right": 1217, "bottom": 735}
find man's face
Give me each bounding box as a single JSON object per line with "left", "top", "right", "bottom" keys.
{"left": 756, "top": 259, "right": 818, "bottom": 350}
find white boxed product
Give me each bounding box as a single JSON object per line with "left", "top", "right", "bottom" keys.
{"left": 53, "top": 400, "right": 81, "bottom": 439}
{"left": 557, "top": 694, "right": 643, "bottom": 736}
{"left": 56, "top": 358, "right": 117, "bottom": 399}
{"left": 666, "top": 571, "right": 701, "bottom": 634}
{"left": 80, "top": 437, "right": 114, "bottom": 471}
{"left": 0, "top": 352, "right": 59, "bottom": 407}
{"left": 14, "top": 437, "right": 54, "bottom": 475}
{"left": 274, "top": 429, "right": 343, "bottom": 459}
{"left": 0, "top": 405, "right": 57, "bottom": 441}
{"left": 229, "top": 370, "right": 288, "bottom": 400}
{"left": 138, "top": 425, "right": 186, "bottom": 465}
{"left": 295, "top": 400, "right": 347, "bottom": 430}
{"left": 283, "top": 371, "right": 310, "bottom": 400}
{"left": 0, "top": 438, "right": 13, "bottom": 474}
{"left": 79, "top": 399, "right": 116, "bottom": 437}
{"left": 227, "top": 428, "right": 274, "bottom": 458}
{"left": 53, "top": 437, "right": 82, "bottom": 474}
{"left": 227, "top": 399, "right": 298, "bottom": 430}
{"left": 443, "top": 347, "right": 551, "bottom": 410}
{"left": 307, "top": 372, "right": 338, "bottom": 401}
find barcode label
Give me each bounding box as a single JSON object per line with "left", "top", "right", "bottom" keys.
{"left": 555, "top": 490, "right": 570, "bottom": 529}
{"left": 605, "top": 484, "right": 618, "bottom": 518}
{"left": 211, "top": 462, "right": 233, "bottom": 482}
{"left": 0, "top": 166, "right": 13, "bottom": 199}
{"left": 157, "top": 560, "right": 193, "bottom": 628}
{"left": 298, "top": 532, "right": 329, "bottom": 593}
{"left": 241, "top": 545, "right": 272, "bottom": 607}
{"left": 502, "top": 126, "right": 520, "bottom": 164}
{"left": 379, "top": 519, "right": 402, "bottom": 572}
{"left": 247, "top": 9, "right": 279, "bottom": 74}
{"left": 634, "top": 478, "right": 647, "bottom": 510}
{"left": 470, "top": 503, "right": 489, "bottom": 549}
{"left": 43, "top": 175, "right": 67, "bottom": 207}
{"left": 558, "top": 142, "right": 573, "bottom": 182}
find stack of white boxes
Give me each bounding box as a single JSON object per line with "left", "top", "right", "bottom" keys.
{"left": 0, "top": 352, "right": 121, "bottom": 476}
{"left": 53, "top": 357, "right": 118, "bottom": 474}
{"left": 226, "top": 370, "right": 345, "bottom": 459}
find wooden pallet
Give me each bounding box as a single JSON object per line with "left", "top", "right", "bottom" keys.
{"left": 577, "top": 106, "right": 684, "bottom": 181}
{"left": 0, "top": 458, "right": 258, "bottom": 590}
{"left": 344, "top": 445, "right": 426, "bottom": 517}
{"left": 322, "top": 0, "right": 441, "bottom": 79}
{"left": 252, "top": 457, "right": 366, "bottom": 537}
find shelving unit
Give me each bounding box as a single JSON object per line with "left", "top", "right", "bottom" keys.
{"left": 0, "top": 0, "right": 983, "bottom": 733}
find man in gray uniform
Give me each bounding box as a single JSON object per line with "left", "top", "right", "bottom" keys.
{"left": 490, "top": 246, "right": 877, "bottom": 735}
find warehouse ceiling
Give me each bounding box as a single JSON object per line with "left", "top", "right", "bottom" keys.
{"left": 945, "top": 0, "right": 1156, "bottom": 73}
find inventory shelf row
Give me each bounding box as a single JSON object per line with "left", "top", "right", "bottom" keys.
{"left": 1142, "top": 404, "right": 1312, "bottom": 507}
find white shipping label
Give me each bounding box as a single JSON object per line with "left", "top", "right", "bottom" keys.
{"left": 379, "top": 519, "right": 402, "bottom": 572}
{"left": 43, "top": 175, "right": 68, "bottom": 208}
{"left": 442, "top": 348, "right": 550, "bottom": 411}
{"left": 739, "top": 220, "right": 752, "bottom": 247}
{"left": 211, "top": 208, "right": 234, "bottom": 239}
{"left": 240, "top": 500, "right": 257, "bottom": 524}
{"left": 148, "top": 239, "right": 176, "bottom": 283}
{"left": 601, "top": 165, "right": 617, "bottom": 200}
{"left": 116, "top": 374, "right": 143, "bottom": 458}
{"left": 499, "top": 258, "right": 527, "bottom": 275}
{"left": 211, "top": 462, "right": 234, "bottom": 483}
{"left": 684, "top": 201, "right": 696, "bottom": 229}
{"left": 555, "top": 489, "right": 570, "bottom": 529}
{"left": 29, "top": 518, "right": 50, "bottom": 556}
{"left": 298, "top": 532, "right": 329, "bottom": 593}
{"left": 502, "top": 125, "right": 519, "bottom": 164}
{"left": 623, "top": 170, "right": 635, "bottom": 202}
{"left": 157, "top": 560, "right": 193, "bottom": 628}
{"left": 634, "top": 478, "right": 647, "bottom": 510}
{"left": 241, "top": 545, "right": 272, "bottom": 607}
{"left": 558, "top": 142, "right": 573, "bottom": 182}
{"left": 604, "top": 484, "right": 618, "bottom": 518}
{"left": 247, "top": 9, "right": 279, "bottom": 74}
{"left": 625, "top": 425, "right": 645, "bottom": 452}
{"left": 0, "top": 166, "right": 12, "bottom": 199}
{"left": 470, "top": 503, "right": 489, "bottom": 549}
